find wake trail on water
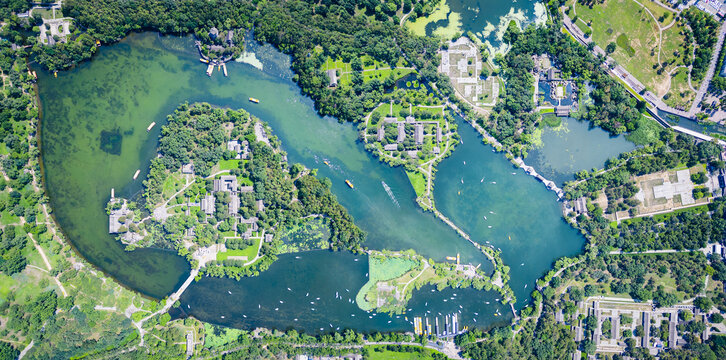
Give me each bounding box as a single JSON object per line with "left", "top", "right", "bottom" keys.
{"left": 381, "top": 181, "right": 400, "bottom": 208}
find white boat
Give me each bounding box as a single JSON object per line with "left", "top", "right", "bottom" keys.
{"left": 220, "top": 316, "right": 225, "bottom": 319}
{"left": 274, "top": 308, "right": 278, "bottom": 311}
{"left": 147, "top": 122, "right": 156, "bottom": 131}
{"left": 227, "top": 291, "right": 232, "bottom": 295}
{"left": 287, "top": 288, "right": 291, "bottom": 291}
{"left": 133, "top": 169, "right": 141, "bottom": 180}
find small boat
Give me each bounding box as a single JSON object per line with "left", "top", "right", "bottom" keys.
{"left": 187, "top": 305, "right": 190, "bottom": 309}
{"left": 463, "top": 161, "right": 466, "bottom": 165}
{"left": 133, "top": 170, "right": 141, "bottom": 180}
{"left": 294, "top": 318, "right": 298, "bottom": 321}
{"left": 54, "top": 71, "right": 58, "bottom": 78}
{"left": 274, "top": 308, "right": 278, "bottom": 311}
{"left": 227, "top": 291, "right": 232, "bottom": 295}
{"left": 222, "top": 63, "right": 228, "bottom": 77}
{"left": 474, "top": 318, "right": 478, "bottom": 321}
{"left": 96, "top": 40, "right": 101, "bottom": 47}
{"left": 258, "top": 304, "right": 260, "bottom": 308}
{"left": 345, "top": 180, "right": 354, "bottom": 188}
{"left": 279, "top": 300, "right": 284, "bottom": 304}
{"left": 323, "top": 160, "right": 330, "bottom": 166}
{"left": 488, "top": 226, "right": 492, "bottom": 228}
{"left": 305, "top": 293, "right": 309, "bottom": 297}
{"left": 474, "top": 312, "right": 478, "bottom": 315}
{"left": 295, "top": 256, "right": 301, "bottom": 259}
{"left": 221, "top": 316, "right": 225, "bottom": 319}
{"left": 491, "top": 181, "right": 496, "bottom": 184}
{"left": 460, "top": 178, "right": 463, "bottom": 184}
{"left": 524, "top": 284, "right": 528, "bottom": 289}
{"left": 200, "top": 58, "right": 209, "bottom": 63}
{"left": 249, "top": 97, "right": 260, "bottom": 103}
{"left": 287, "top": 288, "right": 291, "bottom": 291}
{"left": 345, "top": 289, "right": 349, "bottom": 292}
{"left": 483, "top": 216, "right": 487, "bottom": 220}
{"left": 508, "top": 235, "right": 511, "bottom": 240}
{"left": 521, "top": 263, "right": 524, "bottom": 266}
{"left": 242, "top": 314, "right": 247, "bottom": 318}
{"left": 147, "top": 122, "right": 156, "bottom": 131}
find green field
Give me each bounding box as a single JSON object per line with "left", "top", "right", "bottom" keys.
{"left": 406, "top": 171, "right": 426, "bottom": 197}
{"left": 663, "top": 67, "right": 694, "bottom": 109}
{"left": 322, "top": 56, "right": 413, "bottom": 87}
{"left": 217, "top": 159, "right": 241, "bottom": 171}
{"left": 216, "top": 238, "right": 260, "bottom": 262}
{"left": 364, "top": 345, "right": 446, "bottom": 360}
{"left": 569, "top": 0, "right": 687, "bottom": 97}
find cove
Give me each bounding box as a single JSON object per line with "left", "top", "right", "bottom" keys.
{"left": 527, "top": 117, "right": 636, "bottom": 184}
{"left": 434, "top": 118, "right": 586, "bottom": 305}
{"left": 177, "top": 251, "right": 511, "bottom": 333}
{"left": 37, "top": 33, "right": 492, "bottom": 305}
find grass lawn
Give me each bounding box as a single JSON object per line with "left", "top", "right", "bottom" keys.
{"left": 0, "top": 143, "right": 7, "bottom": 155}
{"left": 216, "top": 238, "right": 260, "bottom": 261}
{"left": 406, "top": 170, "right": 426, "bottom": 197}
{"left": 161, "top": 172, "right": 185, "bottom": 199}
{"left": 218, "top": 159, "right": 240, "bottom": 171}
{"left": 0, "top": 209, "right": 20, "bottom": 225}
{"left": 364, "top": 345, "right": 445, "bottom": 360}
{"left": 663, "top": 67, "right": 694, "bottom": 109}
{"left": 571, "top": 0, "right": 686, "bottom": 96}
{"left": 203, "top": 323, "right": 244, "bottom": 348}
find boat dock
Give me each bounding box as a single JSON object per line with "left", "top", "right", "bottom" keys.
{"left": 413, "top": 313, "right": 466, "bottom": 338}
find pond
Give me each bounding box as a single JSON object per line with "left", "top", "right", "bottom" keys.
{"left": 527, "top": 117, "right": 637, "bottom": 185}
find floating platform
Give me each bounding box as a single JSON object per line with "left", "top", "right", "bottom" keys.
{"left": 147, "top": 122, "right": 156, "bottom": 131}
{"left": 248, "top": 97, "right": 259, "bottom": 103}
{"left": 133, "top": 169, "right": 141, "bottom": 180}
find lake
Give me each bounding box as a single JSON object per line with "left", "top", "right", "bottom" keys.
{"left": 38, "top": 29, "right": 589, "bottom": 332}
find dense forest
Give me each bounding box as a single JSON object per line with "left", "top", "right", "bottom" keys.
{"left": 682, "top": 7, "right": 720, "bottom": 83}
{"left": 141, "top": 103, "right": 365, "bottom": 279}
{"left": 31, "top": 0, "right": 445, "bottom": 126}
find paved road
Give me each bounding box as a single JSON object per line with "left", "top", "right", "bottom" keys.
{"left": 688, "top": 21, "right": 726, "bottom": 116}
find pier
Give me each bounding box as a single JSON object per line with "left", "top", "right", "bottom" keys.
{"left": 413, "top": 313, "right": 466, "bottom": 338}
{"left": 513, "top": 158, "right": 565, "bottom": 199}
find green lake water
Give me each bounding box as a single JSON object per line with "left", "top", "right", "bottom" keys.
{"left": 37, "top": 30, "right": 611, "bottom": 331}
{"left": 424, "top": 0, "right": 540, "bottom": 41}
{"left": 527, "top": 117, "right": 637, "bottom": 184}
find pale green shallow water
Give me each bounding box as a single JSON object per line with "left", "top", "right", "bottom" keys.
{"left": 37, "top": 31, "right": 598, "bottom": 331}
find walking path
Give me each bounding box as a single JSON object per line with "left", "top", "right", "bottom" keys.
{"left": 17, "top": 340, "right": 33, "bottom": 360}
{"left": 400, "top": 260, "right": 429, "bottom": 297}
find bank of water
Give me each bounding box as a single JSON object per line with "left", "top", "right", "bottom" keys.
{"left": 37, "top": 32, "right": 495, "bottom": 322}
{"left": 434, "top": 119, "right": 586, "bottom": 305}
{"left": 177, "top": 251, "right": 510, "bottom": 333}
{"left": 527, "top": 117, "right": 637, "bottom": 184}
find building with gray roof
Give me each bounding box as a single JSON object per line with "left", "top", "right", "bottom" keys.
{"left": 201, "top": 194, "right": 215, "bottom": 215}
{"left": 213, "top": 175, "right": 238, "bottom": 193}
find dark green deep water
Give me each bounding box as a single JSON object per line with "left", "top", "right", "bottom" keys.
{"left": 36, "top": 31, "right": 611, "bottom": 332}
